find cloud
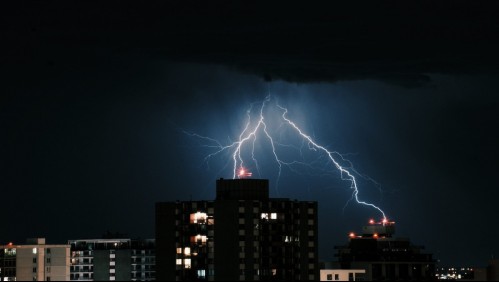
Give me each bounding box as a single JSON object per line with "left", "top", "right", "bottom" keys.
{"left": 2, "top": 2, "right": 499, "bottom": 88}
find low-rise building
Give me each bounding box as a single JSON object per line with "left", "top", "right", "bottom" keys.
{"left": 0, "top": 238, "right": 70, "bottom": 281}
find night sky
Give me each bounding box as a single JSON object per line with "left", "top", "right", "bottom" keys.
{"left": 2, "top": 2, "right": 499, "bottom": 267}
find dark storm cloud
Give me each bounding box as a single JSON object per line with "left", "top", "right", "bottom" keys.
{"left": 3, "top": 2, "right": 499, "bottom": 86}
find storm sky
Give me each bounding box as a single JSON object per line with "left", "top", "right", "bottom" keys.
{"left": 1, "top": 2, "right": 499, "bottom": 267}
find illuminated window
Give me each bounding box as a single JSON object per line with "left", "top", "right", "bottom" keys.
{"left": 176, "top": 248, "right": 182, "bottom": 254}
{"left": 261, "top": 213, "right": 269, "bottom": 220}
{"left": 197, "top": 269, "right": 206, "bottom": 278}
{"left": 190, "top": 235, "right": 207, "bottom": 245}
{"left": 184, "top": 247, "right": 191, "bottom": 256}
{"left": 270, "top": 213, "right": 277, "bottom": 220}
{"left": 190, "top": 212, "right": 207, "bottom": 224}
{"left": 176, "top": 259, "right": 182, "bottom": 265}
{"left": 33, "top": 248, "right": 37, "bottom": 254}
{"left": 184, "top": 259, "right": 191, "bottom": 269}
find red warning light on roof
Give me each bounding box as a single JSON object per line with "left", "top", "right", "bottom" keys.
{"left": 238, "top": 168, "right": 252, "bottom": 178}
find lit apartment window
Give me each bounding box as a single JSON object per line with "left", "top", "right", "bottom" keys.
{"left": 176, "top": 247, "right": 182, "bottom": 254}
{"left": 261, "top": 213, "right": 278, "bottom": 220}
{"left": 184, "top": 259, "right": 191, "bottom": 269}
{"left": 176, "top": 259, "right": 182, "bottom": 265}
{"left": 184, "top": 247, "right": 191, "bottom": 256}
{"left": 190, "top": 235, "right": 207, "bottom": 245}
{"left": 33, "top": 248, "right": 37, "bottom": 254}
{"left": 190, "top": 212, "right": 207, "bottom": 224}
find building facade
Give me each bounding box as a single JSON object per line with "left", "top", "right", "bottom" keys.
{"left": 0, "top": 238, "right": 70, "bottom": 281}
{"left": 319, "top": 269, "right": 366, "bottom": 281}
{"left": 156, "top": 178, "right": 319, "bottom": 281}
{"left": 69, "top": 238, "right": 155, "bottom": 281}
{"left": 333, "top": 220, "right": 436, "bottom": 281}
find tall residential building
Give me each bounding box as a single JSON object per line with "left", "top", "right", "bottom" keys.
{"left": 331, "top": 219, "right": 436, "bottom": 281}
{"left": 0, "top": 238, "right": 70, "bottom": 281}
{"left": 69, "top": 238, "right": 155, "bottom": 281}
{"left": 156, "top": 178, "right": 319, "bottom": 281}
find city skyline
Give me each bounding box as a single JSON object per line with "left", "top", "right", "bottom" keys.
{"left": 2, "top": 2, "right": 498, "bottom": 269}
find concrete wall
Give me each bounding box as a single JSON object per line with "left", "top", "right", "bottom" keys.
{"left": 13, "top": 245, "right": 69, "bottom": 281}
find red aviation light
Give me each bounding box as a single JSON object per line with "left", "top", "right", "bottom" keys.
{"left": 369, "top": 219, "right": 375, "bottom": 224}
{"left": 349, "top": 232, "right": 355, "bottom": 238}
{"left": 238, "top": 167, "right": 252, "bottom": 178}
{"left": 373, "top": 233, "right": 379, "bottom": 239}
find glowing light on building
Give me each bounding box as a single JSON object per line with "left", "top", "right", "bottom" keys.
{"left": 238, "top": 167, "right": 253, "bottom": 178}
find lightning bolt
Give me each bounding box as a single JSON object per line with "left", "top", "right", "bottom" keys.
{"left": 185, "top": 95, "right": 387, "bottom": 220}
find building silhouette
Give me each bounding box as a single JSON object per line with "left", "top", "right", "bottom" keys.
{"left": 156, "top": 178, "right": 319, "bottom": 281}
{"left": 0, "top": 238, "right": 70, "bottom": 281}
{"left": 68, "top": 238, "right": 155, "bottom": 281}
{"left": 331, "top": 220, "right": 436, "bottom": 281}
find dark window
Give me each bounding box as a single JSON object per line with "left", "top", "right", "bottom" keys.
{"left": 46, "top": 248, "right": 51, "bottom": 254}
{"left": 46, "top": 258, "right": 51, "bottom": 263}
{"left": 335, "top": 274, "right": 339, "bottom": 280}
{"left": 348, "top": 272, "right": 354, "bottom": 281}
{"left": 327, "top": 274, "right": 333, "bottom": 280}
{"left": 46, "top": 277, "right": 51, "bottom": 281}
{"left": 33, "top": 258, "right": 37, "bottom": 263}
